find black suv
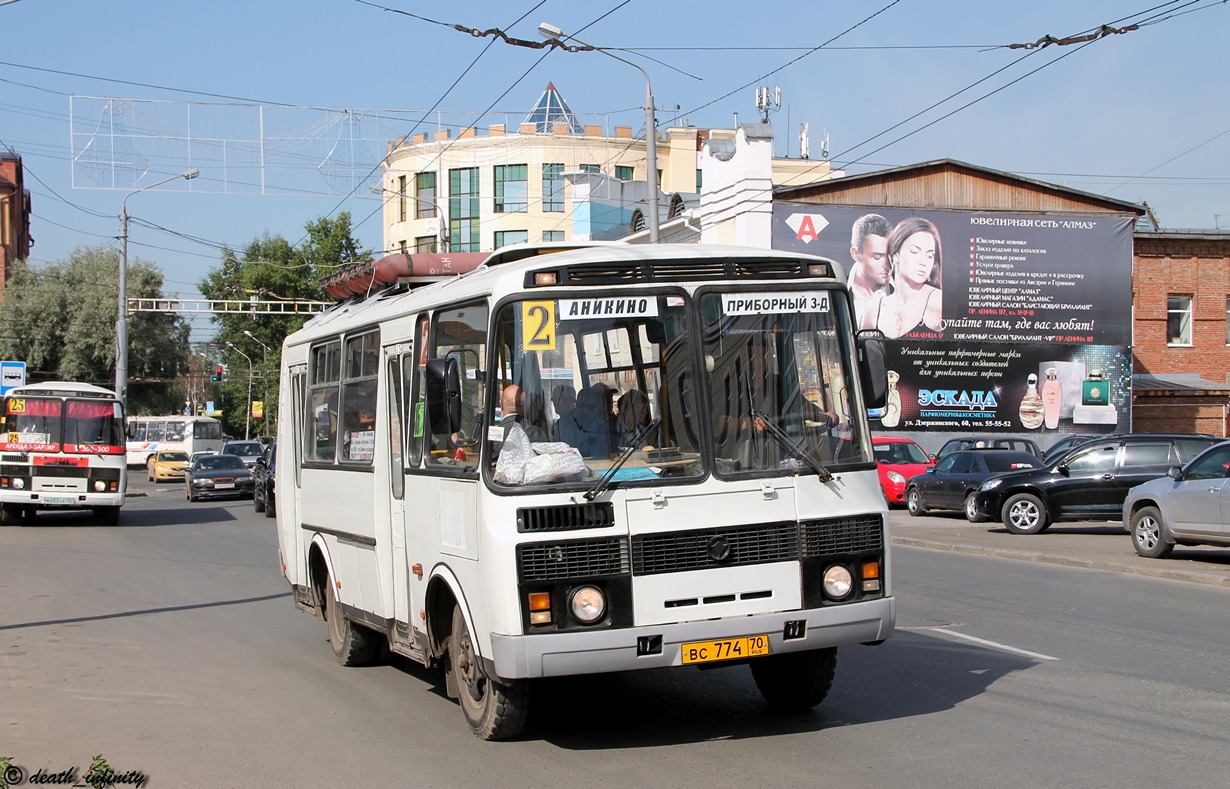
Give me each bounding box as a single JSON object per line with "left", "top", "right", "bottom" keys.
{"left": 935, "top": 436, "right": 1042, "bottom": 459}
{"left": 253, "top": 442, "right": 276, "bottom": 519}
{"left": 971, "top": 433, "right": 1222, "bottom": 533}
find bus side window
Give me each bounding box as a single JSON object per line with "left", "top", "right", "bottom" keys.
{"left": 425, "top": 302, "right": 487, "bottom": 470}
{"left": 406, "top": 315, "right": 427, "bottom": 468}
{"left": 307, "top": 340, "right": 341, "bottom": 463}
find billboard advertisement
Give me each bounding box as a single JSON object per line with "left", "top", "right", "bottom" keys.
{"left": 772, "top": 203, "right": 1136, "bottom": 438}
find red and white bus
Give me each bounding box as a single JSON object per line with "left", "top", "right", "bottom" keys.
{"left": 0, "top": 381, "right": 127, "bottom": 524}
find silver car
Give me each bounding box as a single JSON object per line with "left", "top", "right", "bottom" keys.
{"left": 1123, "top": 440, "right": 1230, "bottom": 559}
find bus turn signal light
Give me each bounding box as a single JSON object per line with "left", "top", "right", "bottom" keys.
{"left": 528, "top": 592, "right": 552, "bottom": 625}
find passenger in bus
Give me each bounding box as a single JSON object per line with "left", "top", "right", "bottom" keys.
{"left": 558, "top": 384, "right": 615, "bottom": 458}
{"left": 498, "top": 384, "right": 547, "bottom": 443}
{"left": 551, "top": 384, "right": 576, "bottom": 431}
{"left": 615, "top": 389, "right": 652, "bottom": 449}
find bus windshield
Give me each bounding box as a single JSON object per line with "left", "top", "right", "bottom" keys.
{"left": 700, "top": 290, "right": 871, "bottom": 475}
{"left": 485, "top": 292, "right": 701, "bottom": 487}
{"left": 2, "top": 396, "right": 124, "bottom": 452}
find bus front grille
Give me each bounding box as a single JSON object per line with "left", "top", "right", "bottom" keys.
{"left": 517, "top": 502, "right": 615, "bottom": 533}
{"left": 631, "top": 522, "right": 800, "bottom": 575}
{"left": 517, "top": 537, "right": 630, "bottom": 582}
{"left": 800, "top": 514, "right": 884, "bottom": 557}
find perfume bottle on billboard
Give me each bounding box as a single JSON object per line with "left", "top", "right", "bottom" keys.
{"left": 1019, "top": 373, "right": 1044, "bottom": 430}
{"left": 881, "top": 370, "right": 901, "bottom": 428}
{"left": 1042, "top": 368, "right": 1062, "bottom": 429}
{"left": 1074, "top": 369, "right": 1117, "bottom": 425}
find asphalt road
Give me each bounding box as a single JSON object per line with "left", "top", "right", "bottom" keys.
{"left": 2, "top": 484, "right": 1228, "bottom": 788}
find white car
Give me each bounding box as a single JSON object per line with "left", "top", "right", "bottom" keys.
{"left": 1123, "top": 441, "right": 1230, "bottom": 558}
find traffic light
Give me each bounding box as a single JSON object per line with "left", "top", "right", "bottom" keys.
{"left": 211, "top": 365, "right": 224, "bottom": 382}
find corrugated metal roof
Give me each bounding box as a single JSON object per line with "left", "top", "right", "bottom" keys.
{"left": 1133, "top": 374, "right": 1230, "bottom": 394}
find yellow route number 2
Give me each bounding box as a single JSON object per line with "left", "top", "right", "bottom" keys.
{"left": 521, "top": 301, "right": 556, "bottom": 352}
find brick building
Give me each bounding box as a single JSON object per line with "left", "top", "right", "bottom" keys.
{"left": 0, "top": 151, "right": 32, "bottom": 292}
{"left": 1132, "top": 230, "right": 1230, "bottom": 435}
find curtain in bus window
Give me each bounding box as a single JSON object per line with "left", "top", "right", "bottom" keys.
{"left": 65, "top": 400, "right": 124, "bottom": 450}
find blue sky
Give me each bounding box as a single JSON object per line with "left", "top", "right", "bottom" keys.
{"left": 4, "top": 0, "right": 1228, "bottom": 343}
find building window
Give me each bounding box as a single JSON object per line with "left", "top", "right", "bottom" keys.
{"left": 542, "top": 230, "right": 564, "bottom": 242}
{"left": 543, "top": 163, "right": 564, "bottom": 212}
{"left": 579, "top": 163, "right": 601, "bottom": 174}
{"left": 696, "top": 169, "right": 703, "bottom": 191}
{"left": 1168, "top": 294, "right": 1193, "bottom": 346}
{"left": 494, "top": 164, "right": 528, "bottom": 213}
{"left": 414, "top": 236, "right": 437, "bottom": 254}
{"left": 398, "top": 240, "right": 408, "bottom": 255}
{"left": 494, "top": 230, "right": 528, "bottom": 248}
{"left": 397, "top": 175, "right": 408, "bottom": 222}
{"left": 615, "top": 165, "right": 634, "bottom": 181}
{"left": 415, "top": 172, "right": 437, "bottom": 219}
{"left": 449, "top": 167, "right": 479, "bottom": 252}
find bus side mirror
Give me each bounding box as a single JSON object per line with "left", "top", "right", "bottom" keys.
{"left": 856, "top": 331, "right": 888, "bottom": 410}
{"left": 425, "top": 357, "right": 462, "bottom": 436}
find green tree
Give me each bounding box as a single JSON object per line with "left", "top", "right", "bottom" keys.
{"left": 199, "top": 212, "right": 367, "bottom": 437}
{"left": 0, "top": 246, "right": 191, "bottom": 414}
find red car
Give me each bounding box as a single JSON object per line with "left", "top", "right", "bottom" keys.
{"left": 873, "top": 435, "right": 935, "bottom": 505}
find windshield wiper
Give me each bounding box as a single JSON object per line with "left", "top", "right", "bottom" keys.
{"left": 583, "top": 416, "right": 663, "bottom": 501}
{"left": 749, "top": 407, "right": 833, "bottom": 482}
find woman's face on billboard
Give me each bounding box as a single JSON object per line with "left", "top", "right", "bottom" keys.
{"left": 896, "top": 230, "right": 937, "bottom": 286}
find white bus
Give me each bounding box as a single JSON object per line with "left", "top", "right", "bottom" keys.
{"left": 275, "top": 244, "right": 893, "bottom": 739}
{"left": 1, "top": 381, "right": 127, "bottom": 525}
{"left": 125, "top": 415, "right": 224, "bottom": 467}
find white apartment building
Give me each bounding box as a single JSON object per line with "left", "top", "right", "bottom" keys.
{"left": 376, "top": 84, "right": 837, "bottom": 254}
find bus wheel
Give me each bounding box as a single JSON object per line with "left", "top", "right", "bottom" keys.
{"left": 324, "top": 572, "right": 381, "bottom": 667}
{"left": 93, "top": 506, "right": 120, "bottom": 526}
{"left": 450, "top": 605, "right": 528, "bottom": 740}
{"left": 0, "top": 503, "right": 26, "bottom": 526}
{"left": 751, "top": 647, "right": 837, "bottom": 712}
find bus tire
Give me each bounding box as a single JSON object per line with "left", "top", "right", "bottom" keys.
{"left": 751, "top": 646, "right": 838, "bottom": 712}
{"left": 450, "top": 605, "right": 528, "bottom": 740}
{"left": 93, "top": 506, "right": 120, "bottom": 526}
{"left": 324, "top": 572, "right": 381, "bottom": 667}
{"left": 0, "top": 503, "right": 25, "bottom": 526}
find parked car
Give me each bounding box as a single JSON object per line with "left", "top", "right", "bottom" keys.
{"left": 1041, "top": 434, "right": 1104, "bottom": 463}
{"left": 253, "top": 442, "right": 277, "bottom": 518}
{"left": 872, "top": 435, "right": 934, "bottom": 506}
{"left": 1124, "top": 440, "right": 1230, "bottom": 558}
{"left": 221, "top": 440, "right": 264, "bottom": 469}
{"left": 146, "top": 450, "right": 189, "bottom": 483}
{"left": 971, "top": 433, "right": 1224, "bottom": 534}
{"left": 935, "top": 436, "right": 1042, "bottom": 459}
{"left": 186, "top": 454, "right": 254, "bottom": 502}
{"left": 906, "top": 450, "right": 1043, "bottom": 519}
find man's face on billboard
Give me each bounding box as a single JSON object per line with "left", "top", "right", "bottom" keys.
{"left": 853, "top": 233, "right": 889, "bottom": 285}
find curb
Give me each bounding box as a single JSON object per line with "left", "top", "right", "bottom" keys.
{"left": 892, "top": 535, "right": 1230, "bottom": 589}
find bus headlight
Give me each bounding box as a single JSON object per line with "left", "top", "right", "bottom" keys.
{"left": 568, "top": 585, "right": 606, "bottom": 624}
{"left": 12, "top": 477, "right": 24, "bottom": 489}
{"left": 822, "top": 565, "right": 853, "bottom": 600}
{"left": 93, "top": 480, "right": 107, "bottom": 492}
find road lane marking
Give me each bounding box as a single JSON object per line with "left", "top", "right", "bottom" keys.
{"left": 913, "top": 626, "right": 1060, "bottom": 661}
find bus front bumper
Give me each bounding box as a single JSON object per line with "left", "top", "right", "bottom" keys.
{"left": 0, "top": 492, "right": 125, "bottom": 508}
{"left": 488, "top": 596, "right": 895, "bottom": 679}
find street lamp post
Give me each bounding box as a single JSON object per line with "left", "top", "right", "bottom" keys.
{"left": 226, "top": 342, "right": 253, "bottom": 441}
{"left": 243, "top": 330, "right": 272, "bottom": 436}
{"left": 538, "top": 22, "right": 659, "bottom": 243}
{"left": 117, "top": 169, "right": 199, "bottom": 406}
